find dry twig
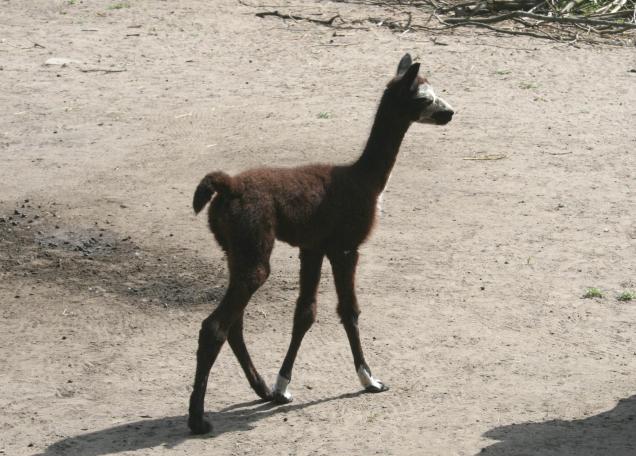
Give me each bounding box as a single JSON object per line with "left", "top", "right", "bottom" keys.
{"left": 255, "top": 10, "right": 342, "bottom": 26}
{"left": 463, "top": 154, "right": 508, "bottom": 160}
{"left": 79, "top": 68, "right": 127, "bottom": 74}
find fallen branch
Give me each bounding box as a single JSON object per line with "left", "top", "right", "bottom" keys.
{"left": 255, "top": 10, "right": 342, "bottom": 26}
{"left": 463, "top": 154, "right": 508, "bottom": 160}
{"left": 311, "top": 43, "right": 358, "bottom": 46}
{"left": 79, "top": 68, "right": 127, "bottom": 73}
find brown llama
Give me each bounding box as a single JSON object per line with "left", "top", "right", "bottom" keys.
{"left": 188, "top": 53, "right": 454, "bottom": 434}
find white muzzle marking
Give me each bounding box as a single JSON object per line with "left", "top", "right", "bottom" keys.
{"left": 416, "top": 83, "right": 453, "bottom": 123}
{"left": 416, "top": 83, "right": 438, "bottom": 103}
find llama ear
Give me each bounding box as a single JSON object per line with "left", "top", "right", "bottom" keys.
{"left": 396, "top": 53, "right": 412, "bottom": 75}
{"left": 400, "top": 62, "right": 420, "bottom": 91}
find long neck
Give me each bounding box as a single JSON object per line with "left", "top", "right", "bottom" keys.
{"left": 353, "top": 93, "right": 412, "bottom": 194}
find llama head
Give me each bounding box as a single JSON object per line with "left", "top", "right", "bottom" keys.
{"left": 389, "top": 53, "right": 454, "bottom": 126}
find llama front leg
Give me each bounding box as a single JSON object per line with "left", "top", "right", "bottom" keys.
{"left": 328, "top": 250, "right": 389, "bottom": 393}
{"left": 273, "top": 249, "right": 324, "bottom": 403}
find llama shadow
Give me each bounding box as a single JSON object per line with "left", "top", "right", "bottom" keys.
{"left": 35, "top": 391, "right": 365, "bottom": 456}
{"left": 477, "top": 395, "right": 636, "bottom": 455}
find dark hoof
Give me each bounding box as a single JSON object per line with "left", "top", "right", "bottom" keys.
{"left": 365, "top": 383, "right": 389, "bottom": 394}
{"left": 188, "top": 416, "right": 212, "bottom": 435}
{"left": 255, "top": 384, "right": 273, "bottom": 401}
{"left": 273, "top": 391, "right": 293, "bottom": 404}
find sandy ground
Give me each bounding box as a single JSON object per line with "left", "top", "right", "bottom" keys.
{"left": 1, "top": 0, "right": 635, "bottom": 455}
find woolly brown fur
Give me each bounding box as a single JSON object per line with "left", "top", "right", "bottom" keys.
{"left": 187, "top": 54, "right": 454, "bottom": 435}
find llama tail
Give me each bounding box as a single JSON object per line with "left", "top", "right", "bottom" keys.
{"left": 193, "top": 171, "right": 233, "bottom": 214}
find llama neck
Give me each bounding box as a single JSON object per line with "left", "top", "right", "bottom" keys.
{"left": 354, "top": 94, "right": 411, "bottom": 194}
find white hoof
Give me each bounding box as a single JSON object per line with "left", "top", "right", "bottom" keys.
{"left": 357, "top": 366, "right": 387, "bottom": 391}
{"left": 272, "top": 374, "right": 293, "bottom": 403}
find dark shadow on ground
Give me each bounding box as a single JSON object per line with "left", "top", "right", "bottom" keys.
{"left": 477, "top": 395, "right": 636, "bottom": 455}
{"left": 0, "top": 202, "right": 227, "bottom": 307}
{"left": 36, "top": 391, "right": 366, "bottom": 456}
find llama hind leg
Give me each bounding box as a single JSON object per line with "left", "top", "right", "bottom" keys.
{"left": 188, "top": 286, "right": 248, "bottom": 434}
{"left": 328, "top": 250, "right": 389, "bottom": 394}
{"left": 188, "top": 261, "right": 271, "bottom": 435}
{"left": 273, "top": 249, "right": 324, "bottom": 404}
{"left": 227, "top": 314, "right": 272, "bottom": 400}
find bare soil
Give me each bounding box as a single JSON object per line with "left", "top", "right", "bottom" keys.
{"left": 1, "top": 1, "right": 635, "bottom": 455}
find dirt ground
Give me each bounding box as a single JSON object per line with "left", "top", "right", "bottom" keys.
{"left": 1, "top": 0, "right": 635, "bottom": 455}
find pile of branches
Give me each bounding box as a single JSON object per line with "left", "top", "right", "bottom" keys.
{"left": 325, "top": 0, "right": 636, "bottom": 42}
{"left": 435, "top": 0, "right": 636, "bottom": 41}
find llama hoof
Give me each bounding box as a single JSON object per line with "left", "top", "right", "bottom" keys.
{"left": 365, "top": 382, "right": 389, "bottom": 393}
{"left": 255, "top": 384, "right": 274, "bottom": 401}
{"left": 188, "top": 416, "right": 212, "bottom": 435}
{"left": 273, "top": 390, "right": 293, "bottom": 404}
{"left": 357, "top": 366, "right": 388, "bottom": 393}
{"left": 272, "top": 374, "right": 293, "bottom": 404}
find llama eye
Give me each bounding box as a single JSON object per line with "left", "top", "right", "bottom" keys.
{"left": 416, "top": 84, "right": 436, "bottom": 101}
{"left": 414, "top": 97, "right": 434, "bottom": 107}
